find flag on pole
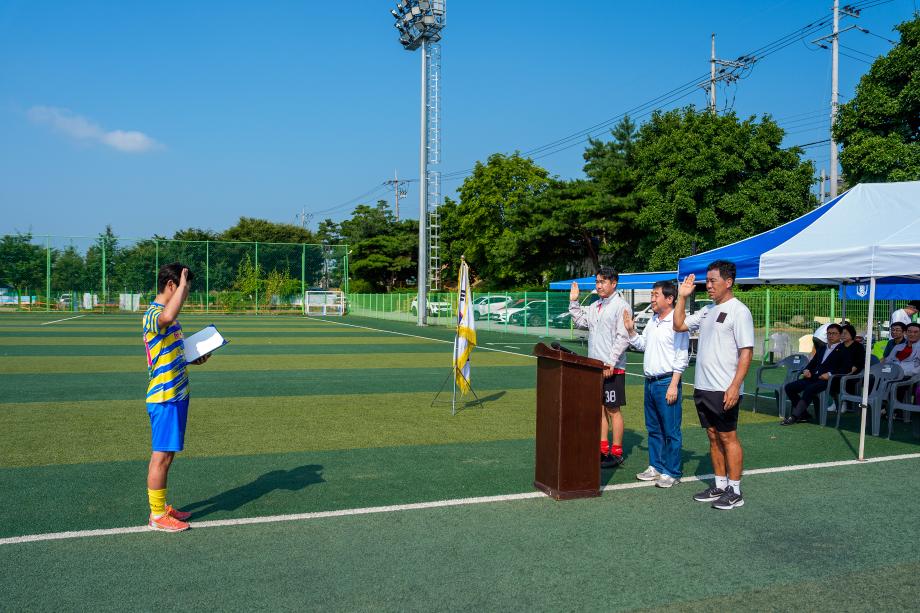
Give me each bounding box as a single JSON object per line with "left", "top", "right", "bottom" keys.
{"left": 453, "top": 258, "right": 476, "bottom": 394}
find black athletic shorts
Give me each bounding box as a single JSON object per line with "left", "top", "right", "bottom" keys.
{"left": 603, "top": 373, "right": 627, "bottom": 408}
{"left": 694, "top": 389, "right": 739, "bottom": 433}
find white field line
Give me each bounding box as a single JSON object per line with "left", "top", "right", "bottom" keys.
{"left": 3, "top": 452, "right": 919, "bottom": 547}
{"left": 39, "top": 315, "right": 85, "bottom": 325}
{"left": 304, "top": 317, "right": 775, "bottom": 398}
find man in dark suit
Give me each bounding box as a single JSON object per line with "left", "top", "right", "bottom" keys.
{"left": 781, "top": 324, "right": 851, "bottom": 425}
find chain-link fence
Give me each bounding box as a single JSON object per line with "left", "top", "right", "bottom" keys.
{"left": 347, "top": 288, "right": 914, "bottom": 359}
{"left": 0, "top": 234, "right": 348, "bottom": 314}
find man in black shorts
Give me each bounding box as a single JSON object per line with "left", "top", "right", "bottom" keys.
{"left": 673, "top": 260, "right": 754, "bottom": 510}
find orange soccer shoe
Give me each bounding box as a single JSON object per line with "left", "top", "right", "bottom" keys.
{"left": 165, "top": 504, "right": 192, "bottom": 521}
{"left": 149, "top": 512, "right": 190, "bottom": 532}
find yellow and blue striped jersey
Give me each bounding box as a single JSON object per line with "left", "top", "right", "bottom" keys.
{"left": 142, "top": 302, "right": 189, "bottom": 403}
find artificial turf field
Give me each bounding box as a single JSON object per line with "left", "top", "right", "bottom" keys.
{"left": 2, "top": 311, "right": 920, "bottom": 611}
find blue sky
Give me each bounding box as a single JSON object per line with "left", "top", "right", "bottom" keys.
{"left": 1, "top": 0, "right": 915, "bottom": 239}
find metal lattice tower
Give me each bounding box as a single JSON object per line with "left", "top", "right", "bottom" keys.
{"left": 426, "top": 41, "right": 442, "bottom": 290}
{"left": 391, "top": 0, "right": 446, "bottom": 324}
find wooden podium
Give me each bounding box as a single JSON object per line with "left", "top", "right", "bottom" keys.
{"left": 533, "top": 342, "right": 605, "bottom": 500}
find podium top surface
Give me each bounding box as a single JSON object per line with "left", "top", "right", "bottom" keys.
{"left": 532, "top": 342, "right": 605, "bottom": 370}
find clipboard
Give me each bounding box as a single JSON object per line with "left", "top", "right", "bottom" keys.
{"left": 184, "top": 324, "right": 230, "bottom": 363}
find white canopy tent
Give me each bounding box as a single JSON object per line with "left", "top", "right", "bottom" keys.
{"left": 678, "top": 181, "right": 920, "bottom": 459}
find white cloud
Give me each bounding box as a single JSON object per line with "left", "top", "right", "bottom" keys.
{"left": 28, "top": 106, "right": 162, "bottom": 153}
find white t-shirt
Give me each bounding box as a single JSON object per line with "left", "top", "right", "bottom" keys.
{"left": 684, "top": 297, "right": 755, "bottom": 392}
{"left": 891, "top": 308, "right": 913, "bottom": 326}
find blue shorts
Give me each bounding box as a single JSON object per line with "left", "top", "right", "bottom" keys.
{"left": 147, "top": 398, "right": 190, "bottom": 452}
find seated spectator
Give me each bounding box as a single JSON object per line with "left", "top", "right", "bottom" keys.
{"left": 884, "top": 322, "right": 907, "bottom": 359}
{"left": 890, "top": 302, "right": 920, "bottom": 327}
{"left": 840, "top": 323, "right": 867, "bottom": 396}
{"left": 884, "top": 322, "right": 920, "bottom": 377}
{"left": 781, "top": 324, "right": 851, "bottom": 425}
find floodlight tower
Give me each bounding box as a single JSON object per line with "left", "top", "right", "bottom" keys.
{"left": 391, "top": 0, "right": 446, "bottom": 326}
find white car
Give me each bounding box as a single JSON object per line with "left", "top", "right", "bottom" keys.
{"left": 634, "top": 300, "right": 712, "bottom": 332}
{"left": 497, "top": 298, "right": 545, "bottom": 323}
{"left": 471, "top": 295, "right": 513, "bottom": 320}
{"left": 410, "top": 297, "right": 452, "bottom": 317}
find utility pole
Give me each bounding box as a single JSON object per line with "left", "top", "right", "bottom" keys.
{"left": 384, "top": 170, "right": 410, "bottom": 221}
{"left": 295, "top": 206, "right": 312, "bottom": 230}
{"left": 703, "top": 33, "right": 754, "bottom": 113}
{"left": 710, "top": 33, "right": 716, "bottom": 112}
{"left": 819, "top": 168, "right": 827, "bottom": 203}
{"left": 812, "top": 1, "right": 861, "bottom": 199}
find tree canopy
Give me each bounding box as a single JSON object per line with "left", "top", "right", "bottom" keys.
{"left": 834, "top": 14, "right": 920, "bottom": 184}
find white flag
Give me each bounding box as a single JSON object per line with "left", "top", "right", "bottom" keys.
{"left": 453, "top": 260, "right": 476, "bottom": 394}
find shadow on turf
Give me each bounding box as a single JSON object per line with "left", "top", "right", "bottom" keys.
{"left": 181, "top": 464, "right": 325, "bottom": 519}
{"left": 434, "top": 390, "right": 507, "bottom": 415}
{"left": 599, "top": 431, "right": 715, "bottom": 485}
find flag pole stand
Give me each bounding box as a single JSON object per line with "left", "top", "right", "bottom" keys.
{"left": 430, "top": 364, "right": 485, "bottom": 415}
{"left": 431, "top": 335, "right": 484, "bottom": 415}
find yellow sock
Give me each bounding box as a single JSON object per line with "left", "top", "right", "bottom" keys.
{"left": 148, "top": 488, "right": 167, "bottom": 517}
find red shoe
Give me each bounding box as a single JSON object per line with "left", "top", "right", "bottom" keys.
{"left": 149, "top": 512, "right": 190, "bottom": 532}
{"left": 165, "top": 504, "right": 192, "bottom": 521}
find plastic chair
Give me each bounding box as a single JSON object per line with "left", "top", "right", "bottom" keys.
{"left": 886, "top": 375, "right": 920, "bottom": 439}
{"left": 753, "top": 353, "right": 808, "bottom": 417}
{"left": 817, "top": 355, "right": 880, "bottom": 426}
{"left": 836, "top": 362, "right": 904, "bottom": 436}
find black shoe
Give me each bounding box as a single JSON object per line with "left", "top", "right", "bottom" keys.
{"left": 800, "top": 412, "right": 813, "bottom": 423}
{"left": 780, "top": 416, "right": 799, "bottom": 426}
{"left": 712, "top": 489, "right": 745, "bottom": 510}
{"left": 601, "top": 453, "right": 624, "bottom": 468}
{"left": 693, "top": 485, "right": 725, "bottom": 502}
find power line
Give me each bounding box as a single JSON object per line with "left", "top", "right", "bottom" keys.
{"left": 312, "top": 182, "right": 389, "bottom": 217}
{"left": 440, "top": 7, "right": 860, "bottom": 183}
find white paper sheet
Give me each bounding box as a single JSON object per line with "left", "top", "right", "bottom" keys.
{"left": 184, "top": 325, "right": 228, "bottom": 363}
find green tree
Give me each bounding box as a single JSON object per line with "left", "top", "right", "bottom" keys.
{"left": 327, "top": 200, "right": 418, "bottom": 291}
{"left": 51, "top": 245, "right": 85, "bottom": 292}
{"left": 630, "top": 107, "right": 816, "bottom": 269}
{"left": 0, "top": 233, "right": 45, "bottom": 304}
{"left": 443, "top": 153, "right": 551, "bottom": 287}
{"left": 834, "top": 15, "right": 920, "bottom": 183}
{"left": 82, "top": 226, "right": 119, "bottom": 295}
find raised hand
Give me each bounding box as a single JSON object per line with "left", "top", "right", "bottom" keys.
{"left": 569, "top": 281, "right": 580, "bottom": 302}
{"left": 623, "top": 309, "right": 635, "bottom": 335}
{"left": 678, "top": 274, "right": 696, "bottom": 298}
{"left": 180, "top": 268, "right": 189, "bottom": 286}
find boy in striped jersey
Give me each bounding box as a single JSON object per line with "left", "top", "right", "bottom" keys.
{"left": 143, "top": 263, "right": 209, "bottom": 532}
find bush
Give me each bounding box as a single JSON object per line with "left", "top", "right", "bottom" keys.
{"left": 218, "top": 291, "right": 244, "bottom": 313}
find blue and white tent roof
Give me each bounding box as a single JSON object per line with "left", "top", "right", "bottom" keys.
{"left": 549, "top": 271, "right": 677, "bottom": 291}
{"left": 678, "top": 181, "right": 920, "bottom": 284}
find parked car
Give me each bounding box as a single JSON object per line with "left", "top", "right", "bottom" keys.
{"left": 471, "top": 295, "right": 513, "bottom": 320}
{"left": 498, "top": 298, "right": 542, "bottom": 323}
{"left": 410, "top": 297, "right": 452, "bottom": 317}
{"left": 550, "top": 293, "right": 602, "bottom": 328}
{"left": 634, "top": 299, "right": 711, "bottom": 332}
{"left": 507, "top": 300, "right": 548, "bottom": 327}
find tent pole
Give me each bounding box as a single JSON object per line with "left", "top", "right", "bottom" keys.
{"left": 857, "top": 277, "right": 876, "bottom": 461}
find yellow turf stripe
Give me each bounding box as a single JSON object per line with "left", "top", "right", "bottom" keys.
{"left": 0, "top": 352, "right": 532, "bottom": 373}
{"left": 0, "top": 335, "right": 440, "bottom": 346}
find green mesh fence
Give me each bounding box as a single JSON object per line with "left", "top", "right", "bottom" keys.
{"left": 0, "top": 234, "right": 347, "bottom": 314}
{"left": 345, "top": 288, "right": 916, "bottom": 359}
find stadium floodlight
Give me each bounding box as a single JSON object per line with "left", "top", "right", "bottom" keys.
{"left": 389, "top": 1, "right": 446, "bottom": 325}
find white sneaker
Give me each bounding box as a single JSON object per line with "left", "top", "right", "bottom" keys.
{"left": 655, "top": 475, "right": 680, "bottom": 488}
{"left": 636, "top": 466, "right": 661, "bottom": 481}
{"left": 826, "top": 403, "right": 837, "bottom": 412}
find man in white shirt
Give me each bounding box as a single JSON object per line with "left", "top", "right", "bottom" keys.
{"left": 569, "top": 267, "right": 631, "bottom": 467}
{"left": 623, "top": 281, "right": 690, "bottom": 488}
{"left": 890, "top": 302, "right": 919, "bottom": 327}
{"left": 674, "top": 260, "right": 754, "bottom": 511}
